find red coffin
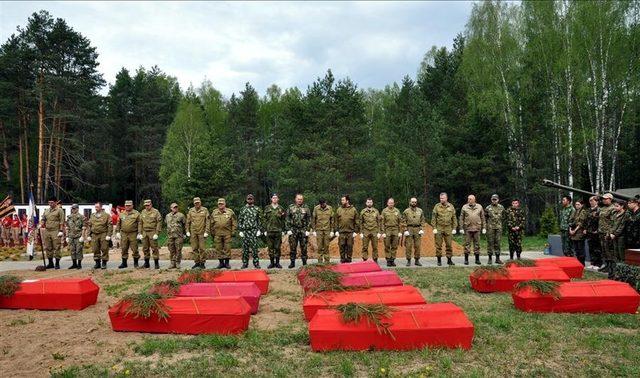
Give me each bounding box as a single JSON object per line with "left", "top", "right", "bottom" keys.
{"left": 303, "top": 271, "right": 403, "bottom": 295}
{"left": 469, "top": 266, "right": 570, "bottom": 293}
{"left": 298, "top": 260, "right": 382, "bottom": 283}
{"left": 178, "top": 270, "right": 270, "bottom": 294}
{"left": 303, "top": 285, "right": 426, "bottom": 321}
{"left": 309, "top": 303, "right": 474, "bottom": 351}
{"left": 109, "top": 296, "right": 251, "bottom": 335}
{"left": 534, "top": 257, "right": 584, "bottom": 278}
{"left": 0, "top": 277, "right": 99, "bottom": 310}
{"left": 176, "top": 282, "right": 261, "bottom": 314}
{"left": 513, "top": 280, "right": 640, "bottom": 314}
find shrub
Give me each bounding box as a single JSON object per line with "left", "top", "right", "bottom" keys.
{"left": 539, "top": 207, "right": 559, "bottom": 237}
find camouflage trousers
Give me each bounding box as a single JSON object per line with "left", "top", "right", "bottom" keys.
{"left": 486, "top": 228, "right": 502, "bottom": 256}
{"left": 266, "top": 231, "right": 282, "bottom": 259}
{"left": 508, "top": 231, "right": 522, "bottom": 258}
{"left": 316, "top": 231, "right": 331, "bottom": 263}
{"left": 464, "top": 230, "right": 481, "bottom": 255}
{"left": 43, "top": 229, "right": 62, "bottom": 259}
{"left": 68, "top": 236, "right": 83, "bottom": 260}
{"left": 288, "top": 230, "right": 308, "bottom": 260}
{"left": 600, "top": 234, "right": 614, "bottom": 262}
{"left": 242, "top": 230, "right": 260, "bottom": 265}
{"left": 190, "top": 233, "right": 207, "bottom": 263}
{"left": 361, "top": 232, "right": 378, "bottom": 260}
{"left": 434, "top": 231, "right": 453, "bottom": 258}
{"left": 572, "top": 239, "right": 586, "bottom": 265}
{"left": 142, "top": 230, "right": 160, "bottom": 259}
{"left": 613, "top": 236, "right": 626, "bottom": 262}
{"left": 167, "top": 235, "right": 184, "bottom": 263}
{"left": 587, "top": 233, "right": 602, "bottom": 266}
{"left": 91, "top": 232, "right": 110, "bottom": 261}
{"left": 120, "top": 232, "right": 139, "bottom": 259}
{"left": 384, "top": 232, "right": 399, "bottom": 259}
{"left": 405, "top": 229, "right": 422, "bottom": 260}
{"left": 214, "top": 234, "right": 232, "bottom": 259}
{"left": 338, "top": 232, "right": 354, "bottom": 262}
{"left": 560, "top": 230, "right": 574, "bottom": 256}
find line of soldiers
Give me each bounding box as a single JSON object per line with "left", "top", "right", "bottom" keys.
{"left": 559, "top": 193, "right": 640, "bottom": 274}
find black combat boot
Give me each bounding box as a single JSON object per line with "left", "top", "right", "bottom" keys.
{"left": 464, "top": 254, "right": 469, "bottom": 265}
{"left": 302, "top": 258, "right": 307, "bottom": 266}
{"left": 216, "top": 259, "right": 225, "bottom": 269}
{"left": 118, "top": 258, "right": 128, "bottom": 269}
{"left": 607, "top": 261, "right": 617, "bottom": 278}
{"left": 54, "top": 258, "right": 60, "bottom": 270}
{"left": 101, "top": 260, "right": 107, "bottom": 269}
{"left": 93, "top": 260, "right": 101, "bottom": 269}
{"left": 509, "top": 250, "right": 514, "bottom": 260}
{"left": 288, "top": 259, "right": 296, "bottom": 269}
{"left": 224, "top": 259, "right": 231, "bottom": 269}
{"left": 143, "top": 258, "right": 150, "bottom": 269}
{"left": 133, "top": 258, "right": 139, "bottom": 268}
{"left": 373, "top": 258, "right": 378, "bottom": 263}
{"left": 253, "top": 261, "right": 261, "bottom": 269}
{"left": 390, "top": 259, "right": 396, "bottom": 267}
{"left": 362, "top": 257, "right": 368, "bottom": 261}
{"left": 437, "top": 257, "right": 442, "bottom": 266}
{"left": 488, "top": 255, "right": 493, "bottom": 265}
{"left": 267, "top": 257, "right": 275, "bottom": 269}
{"left": 386, "top": 259, "right": 392, "bottom": 267}
{"left": 76, "top": 260, "right": 82, "bottom": 269}
{"left": 241, "top": 261, "right": 249, "bottom": 269}
{"left": 275, "top": 256, "right": 282, "bottom": 269}
{"left": 447, "top": 257, "right": 455, "bottom": 266}
{"left": 475, "top": 254, "right": 481, "bottom": 265}
{"left": 516, "top": 252, "right": 522, "bottom": 260}
{"left": 46, "top": 258, "right": 54, "bottom": 269}
{"left": 414, "top": 259, "right": 422, "bottom": 267}
{"left": 495, "top": 255, "right": 503, "bottom": 265}
{"left": 406, "top": 259, "right": 411, "bottom": 267}
{"left": 154, "top": 259, "right": 160, "bottom": 269}
{"left": 69, "top": 259, "right": 78, "bottom": 269}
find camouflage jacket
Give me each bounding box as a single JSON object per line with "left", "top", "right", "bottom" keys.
{"left": 485, "top": 204, "right": 504, "bottom": 230}
{"left": 141, "top": 208, "right": 163, "bottom": 233}
{"left": 569, "top": 208, "right": 588, "bottom": 241}
{"left": 116, "top": 210, "right": 141, "bottom": 234}
{"left": 312, "top": 205, "right": 334, "bottom": 232}
{"left": 359, "top": 207, "right": 381, "bottom": 233}
{"left": 598, "top": 204, "right": 616, "bottom": 234}
{"left": 88, "top": 210, "right": 112, "bottom": 235}
{"left": 165, "top": 211, "right": 186, "bottom": 238}
{"left": 286, "top": 204, "right": 311, "bottom": 231}
{"left": 559, "top": 205, "right": 575, "bottom": 231}
{"left": 238, "top": 205, "right": 262, "bottom": 231}
{"left": 431, "top": 203, "right": 457, "bottom": 231}
{"left": 402, "top": 207, "right": 425, "bottom": 228}
{"left": 210, "top": 208, "right": 237, "bottom": 236}
{"left": 335, "top": 205, "right": 359, "bottom": 233}
{"left": 625, "top": 209, "right": 640, "bottom": 248}
{"left": 612, "top": 211, "right": 629, "bottom": 237}
{"left": 263, "top": 204, "right": 286, "bottom": 232}
{"left": 187, "top": 206, "right": 210, "bottom": 235}
{"left": 42, "top": 207, "right": 65, "bottom": 232}
{"left": 585, "top": 206, "right": 600, "bottom": 235}
{"left": 506, "top": 207, "right": 525, "bottom": 233}
{"left": 66, "top": 212, "right": 85, "bottom": 238}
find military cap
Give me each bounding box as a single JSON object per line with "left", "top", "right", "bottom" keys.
{"left": 170, "top": 202, "right": 178, "bottom": 208}
{"left": 491, "top": 194, "right": 499, "bottom": 200}
{"left": 246, "top": 194, "right": 255, "bottom": 200}
{"left": 602, "top": 193, "right": 614, "bottom": 199}
{"left": 217, "top": 198, "right": 226, "bottom": 204}
{"left": 124, "top": 200, "right": 133, "bottom": 206}
{"left": 144, "top": 199, "right": 152, "bottom": 205}
{"left": 271, "top": 193, "right": 278, "bottom": 198}
{"left": 71, "top": 203, "right": 79, "bottom": 209}
{"left": 193, "top": 197, "right": 201, "bottom": 203}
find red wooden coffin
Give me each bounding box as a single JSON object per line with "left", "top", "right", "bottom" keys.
{"left": 512, "top": 280, "right": 640, "bottom": 314}
{"left": 534, "top": 257, "right": 584, "bottom": 278}
{"left": 469, "top": 266, "right": 570, "bottom": 293}
{"left": 625, "top": 249, "right": 640, "bottom": 266}
{"left": 309, "top": 303, "right": 474, "bottom": 351}
{"left": 109, "top": 296, "right": 251, "bottom": 335}
{"left": 0, "top": 277, "right": 99, "bottom": 310}
{"left": 303, "top": 285, "right": 426, "bottom": 321}
{"left": 178, "top": 270, "right": 270, "bottom": 294}
{"left": 297, "top": 260, "right": 382, "bottom": 283}
{"left": 176, "top": 282, "right": 261, "bottom": 314}
{"left": 303, "top": 271, "right": 403, "bottom": 295}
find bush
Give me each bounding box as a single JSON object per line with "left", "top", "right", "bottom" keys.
{"left": 539, "top": 207, "right": 559, "bottom": 237}
{"left": 610, "top": 263, "right": 640, "bottom": 292}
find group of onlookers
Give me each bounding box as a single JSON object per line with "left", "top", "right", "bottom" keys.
{"left": 0, "top": 213, "right": 27, "bottom": 247}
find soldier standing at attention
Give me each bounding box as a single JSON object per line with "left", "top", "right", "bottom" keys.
{"left": 87, "top": 202, "right": 112, "bottom": 269}
{"left": 569, "top": 200, "right": 588, "bottom": 266}
{"left": 505, "top": 198, "right": 525, "bottom": 260}
{"left": 598, "top": 193, "right": 616, "bottom": 274}
{"left": 431, "top": 193, "right": 458, "bottom": 266}
{"left": 165, "top": 203, "right": 186, "bottom": 269}
{"left": 263, "top": 193, "right": 285, "bottom": 268}
{"left": 609, "top": 200, "right": 629, "bottom": 275}
{"left": 115, "top": 200, "right": 142, "bottom": 269}
{"left": 402, "top": 197, "right": 425, "bottom": 266}
{"left": 238, "top": 194, "right": 263, "bottom": 269}
{"left": 140, "top": 199, "right": 163, "bottom": 269}
{"left": 485, "top": 194, "right": 505, "bottom": 265}
{"left": 381, "top": 198, "right": 402, "bottom": 267}
{"left": 186, "top": 197, "right": 210, "bottom": 269}
{"left": 625, "top": 197, "right": 640, "bottom": 250}
{"left": 359, "top": 198, "right": 381, "bottom": 262}
{"left": 211, "top": 198, "right": 237, "bottom": 269}
{"left": 559, "top": 195, "right": 575, "bottom": 257}
{"left": 460, "top": 194, "right": 486, "bottom": 265}
{"left": 42, "top": 198, "right": 65, "bottom": 269}
{"left": 312, "top": 198, "right": 334, "bottom": 264}
{"left": 286, "top": 194, "right": 311, "bottom": 268}
{"left": 335, "top": 195, "right": 359, "bottom": 263}
{"left": 65, "top": 204, "right": 85, "bottom": 269}
{"left": 585, "top": 196, "right": 602, "bottom": 269}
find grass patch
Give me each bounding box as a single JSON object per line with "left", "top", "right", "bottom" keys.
{"left": 7, "top": 316, "right": 34, "bottom": 326}
{"left": 103, "top": 277, "right": 147, "bottom": 297}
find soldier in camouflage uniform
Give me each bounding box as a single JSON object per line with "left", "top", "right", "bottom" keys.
{"left": 559, "top": 196, "right": 575, "bottom": 257}
{"left": 312, "top": 199, "right": 334, "bottom": 264}
{"left": 359, "top": 198, "right": 381, "bottom": 262}
{"left": 42, "top": 198, "right": 65, "bottom": 269}
{"left": 431, "top": 192, "right": 458, "bottom": 266}
{"left": 211, "top": 198, "right": 237, "bottom": 269}
{"left": 65, "top": 204, "right": 85, "bottom": 270}
{"left": 140, "top": 199, "right": 163, "bottom": 269}
{"left": 485, "top": 194, "right": 505, "bottom": 264}
{"left": 460, "top": 195, "right": 486, "bottom": 265}
{"left": 263, "top": 194, "right": 286, "bottom": 268}
{"left": 610, "top": 200, "right": 629, "bottom": 275}
{"left": 402, "top": 197, "right": 425, "bottom": 266}
{"left": 381, "top": 198, "right": 402, "bottom": 267}
{"left": 115, "top": 200, "right": 142, "bottom": 269}
{"left": 505, "top": 199, "right": 525, "bottom": 260}
{"left": 598, "top": 193, "right": 616, "bottom": 273}
{"left": 335, "top": 195, "right": 359, "bottom": 263}
{"left": 625, "top": 197, "right": 640, "bottom": 249}
{"left": 186, "top": 197, "right": 210, "bottom": 269}
{"left": 87, "top": 202, "right": 112, "bottom": 269}
{"left": 569, "top": 200, "right": 588, "bottom": 266}
{"left": 585, "top": 196, "right": 602, "bottom": 268}
{"left": 286, "top": 194, "right": 311, "bottom": 268}
{"left": 238, "top": 194, "right": 263, "bottom": 269}
{"left": 165, "top": 203, "right": 186, "bottom": 269}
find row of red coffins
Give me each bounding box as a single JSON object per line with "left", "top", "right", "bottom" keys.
{"left": 0, "top": 278, "right": 99, "bottom": 310}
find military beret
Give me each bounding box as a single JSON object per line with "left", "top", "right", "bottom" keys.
{"left": 71, "top": 203, "right": 79, "bottom": 209}
{"left": 217, "top": 198, "right": 226, "bottom": 204}
{"left": 193, "top": 197, "right": 201, "bottom": 203}
{"left": 602, "top": 193, "right": 614, "bottom": 199}
{"left": 144, "top": 199, "right": 152, "bottom": 205}
{"left": 124, "top": 200, "right": 133, "bottom": 206}
{"left": 491, "top": 194, "right": 499, "bottom": 200}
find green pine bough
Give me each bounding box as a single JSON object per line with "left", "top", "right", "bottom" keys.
{"left": 471, "top": 266, "right": 509, "bottom": 279}
{"left": 177, "top": 269, "right": 224, "bottom": 284}
{"left": 116, "top": 292, "right": 172, "bottom": 321}
{"left": 504, "top": 258, "right": 537, "bottom": 267}
{"left": 336, "top": 302, "right": 396, "bottom": 339}
{"left": 514, "top": 280, "right": 561, "bottom": 299}
{"left": 0, "top": 275, "right": 21, "bottom": 297}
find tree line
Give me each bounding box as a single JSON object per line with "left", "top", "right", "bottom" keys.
{"left": 1, "top": 2, "right": 639, "bottom": 233}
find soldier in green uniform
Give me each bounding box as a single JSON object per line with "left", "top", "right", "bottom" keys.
{"left": 506, "top": 199, "right": 525, "bottom": 260}
{"left": 625, "top": 197, "right": 640, "bottom": 249}
{"left": 65, "top": 204, "right": 85, "bottom": 270}
{"left": 238, "top": 194, "right": 263, "bottom": 269}
{"left": 460, "top": 195, "right": 486, "bottom": 265}
{"left": 559, "top": 195, "right": 575, "bottom": 257}
{"left": 263, "top": 193, "right": 285, "bottom": 268}
{"left": 598, "top": 193, "right": 616, "bottom": 273}
{"left": 485, "top": 194, "right": 505, "bottom": 264}
{"left": 165, "top": 203, "right": 186, "bottom": 269}
{"left": 335, "top": 195, "right": 359, "bottom": 263}
{"left": 569, "top": 199, "right": 588, "bottom": 266}
{"left": 585, "top": 196, "right": 602, "bottom": 269}
{"left": 211, "top": 198, "right": 237, "bottom": 269}
{"left": 431, "top": 192, "right": 458, "bottom": 266}
{"left": 312, "top": 199, "right": 334, "bottom": 264}
{"left": 87, "top": 202, "right": 112, "bottom": 269}
{"left": 42, "top": 198, "right": 65, "bottom": 269}
{"left": 286, "top": 194, "right": 311, "bottom": 268}
{"left": 402, "top": 197, "right": 425, "bottom": 266}
{"left": 186, "top": 197, "right": 210, "bottom": 269}
{"left": 359, "top": 198, "right": 381, "bottom": 262}
{"left": 610, "top": 200, "right": 629, "bottom": 275}
{"left": 140, "top": 199, "right": 163, "bottom": 269}
{"left": 115, "top": 200, "right": 142, "bottom": 269}
{"left": 381, "top": 198, "right": 402, "bottom": 267}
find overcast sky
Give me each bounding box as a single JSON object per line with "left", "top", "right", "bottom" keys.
{"left": 0, "top": 1, "right": 474, "bottom": 96}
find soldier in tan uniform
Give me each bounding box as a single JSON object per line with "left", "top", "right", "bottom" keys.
{"left": 431, "top": 193, "right": 458, "bottom": 266}
{"left": 359, "top": 198, "right": 381, "bottom": 262}
{"left": 460, "top": 194, "right": 486, "bottom": 265}
{"left": 381, "top": 198, "right": 402, "bottom": 267}
{"left": 335, "top": 195, "right": 359, "bottom": 263}
{"left": 402, "top": 197, "right": 425, "bottom": 266}
{"left": 166, "top": 203, "right": 186, "bottom": 269}
{"left": 211, "top": 198, "right": 237, "bottom": 269}
{"left": 87, "top": 202, "right": 112, "bottom": 269}
{"left": 65, "top": 204, "right": 85, "bottom": 270}
{"left": 42, "top": 198, "right": 65, "bottom": 269}
{"left": 115, "top": 200, "right": 142, "bottom": 269}
{"left": 311, "top": 199, "right": 334, "bottom": 263}
{"left": 140, "top": 199, "right": 163, "bottom": 269}
{"left": 186, "top": 197, "right": 210, "bottom": 269}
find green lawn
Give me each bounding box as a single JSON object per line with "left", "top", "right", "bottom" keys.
{"left": 50, "top": 267, "right": 639, "bottom": 377}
